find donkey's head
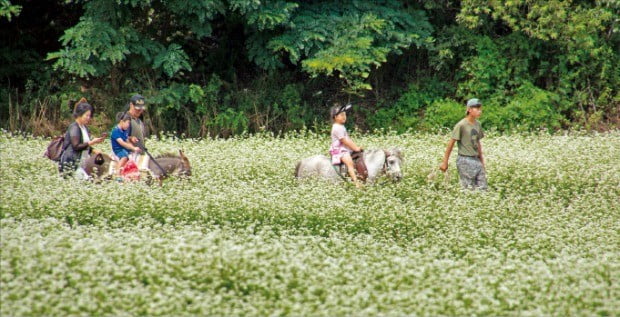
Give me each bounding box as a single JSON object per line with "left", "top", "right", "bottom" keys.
{"left": 384, "top": 148, "right": 403, "bottom": 181}
{"left": 81, "top": 152, "right": 115, "bottom": 180}
{"left": 177, "top": 150, "right": 191, "bottom": 177}
{"left": 151, "top": 150, "right": 191, "bottom": 179}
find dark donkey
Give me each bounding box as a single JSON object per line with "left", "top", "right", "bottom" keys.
{"left": 147, "top": 150, "right": 192, "bottom": 185}
{"left": 80, "top": 152, "right": 115, "bottom": 181}
{"left": 80, "top": 150, "right": 191, "bottom": 184}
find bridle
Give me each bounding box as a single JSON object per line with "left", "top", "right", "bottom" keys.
{"left": 379, "top": 150, "right": 403, "bottom": 185}
{"left": 382, "top": 150, "right": 395, "bottom": 174}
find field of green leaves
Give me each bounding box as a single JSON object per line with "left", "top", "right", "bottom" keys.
{"left": 1, "top": 130, "right": 619, "bottom": 316}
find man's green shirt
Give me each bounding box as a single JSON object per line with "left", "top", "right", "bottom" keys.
{"left": 451, "top": 118, "right": 484, "bottom": 157}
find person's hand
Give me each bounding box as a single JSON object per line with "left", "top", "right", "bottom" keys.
{"left": 129, "top": 136, "right": 138, "bottom": 144}
{"left": 439, "top": 161, "right": 448, "bottom": 172}
{"left": 89, "top": 137, "right": 105, "bottom": 145}
{"left": 134, "top": 147, "right": 142, "bottom": 153}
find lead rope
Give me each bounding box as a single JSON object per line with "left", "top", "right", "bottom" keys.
{"left": 137, "top": 140, "right": 168, "bottom": 178}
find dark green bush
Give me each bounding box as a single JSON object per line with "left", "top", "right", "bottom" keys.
{"left": 368, "top": 80, "right": 451, "bottom": 133}
{"left": 422, "top": 99, "right": 464, "bottom": 130}
{"left": 483, "top": 83, "right": 566, "bottom": 132}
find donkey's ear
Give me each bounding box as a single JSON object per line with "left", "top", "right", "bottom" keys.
{"left": 392, "top": 148, "right": 403, "bottom": 160}
{"left": 94, "top": 153, "right": 105, "bottom": 165}
{"left": 179, "top": 149, "right": 186, "bottom": 158}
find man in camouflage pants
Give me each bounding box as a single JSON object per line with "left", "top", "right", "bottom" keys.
{"left": 439, "top": 98, "right": 487, "bottom": 190}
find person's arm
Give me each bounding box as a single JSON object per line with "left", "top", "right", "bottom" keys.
{"left": 439, "top": 138, "right": 456, "bottom": 172}
{"left": 341, "top": 137, "right": 362, "bottom": 152}
{"left": 116, "top": 138, "right": 141, "bottom": 153}
{"left": 478, "top": 141, "right": 484, "bottom": 168}
{"left": 69, "top": 124, "right": 89, "bottom": 151}
{"left": 69, "top": 134, "right": 89, "bottom": 151}
{"left": 85, "top": 126, "right": 105, "bottom": 147}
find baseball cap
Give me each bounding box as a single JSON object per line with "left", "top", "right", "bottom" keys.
{"left": 466, "top": 98, "right": 482, "bottom": 107}
{"left": 130, "top": 94, "right": 146, "bottom": 110}
{"left": 330, "top": 103, "right": 352, "bottom": 118}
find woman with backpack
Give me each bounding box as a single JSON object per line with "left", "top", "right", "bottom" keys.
{"left": 58, "top": 98, "right": 106, "bottom": 178}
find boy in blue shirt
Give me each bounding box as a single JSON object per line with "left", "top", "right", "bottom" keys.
{"left": 111, "top": 112, "right": 141, "bottom": 176}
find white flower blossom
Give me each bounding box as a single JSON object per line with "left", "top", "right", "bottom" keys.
{"left": 1, "top": 130, "right": 619, "bottom": 315}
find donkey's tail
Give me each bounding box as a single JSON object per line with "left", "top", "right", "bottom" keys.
{"left": 294, "top": 161, "right": 302, "bottom": 178}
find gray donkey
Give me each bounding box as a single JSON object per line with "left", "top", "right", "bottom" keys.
{"left": 295, "top": 148, "right": 403, "bottom": 184}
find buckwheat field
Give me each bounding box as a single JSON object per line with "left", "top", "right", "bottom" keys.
{"left": 1, "top": 130, "right": 619, "bottom": 316}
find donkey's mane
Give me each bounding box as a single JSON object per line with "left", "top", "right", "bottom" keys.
{"left": 155, "top": 152, "right": 180, "bottom": 159}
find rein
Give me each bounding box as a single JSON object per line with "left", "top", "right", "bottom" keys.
{"left": 376, "top": 150, "right": 396, "bottom": 186}
{"left": 136, "top": 141, "right": 168, "bottom": 178}
{"left": 382, "top": 150, "right": 391, "bottom": 173}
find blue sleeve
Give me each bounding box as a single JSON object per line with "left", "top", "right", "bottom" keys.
{"left": 111, "top": 127, "right": 124, "bottom": 142}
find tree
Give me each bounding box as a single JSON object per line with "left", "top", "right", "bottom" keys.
{"left": 456, "top": 0, "right": 620, "bottom": 122}
{"left": 47, "top": 0, "right": 433, "bottom": 94}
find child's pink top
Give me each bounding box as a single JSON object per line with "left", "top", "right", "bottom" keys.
{"left": 330, "top": 123, "right": 352, "bottom": 164}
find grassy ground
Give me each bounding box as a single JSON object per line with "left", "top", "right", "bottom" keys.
{"left": 1, "top": 130, "right": 619, "bottom": 316}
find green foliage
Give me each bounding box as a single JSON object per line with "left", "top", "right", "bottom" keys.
{"left": 47, "top": 0, "right": 215, "bottom": 78}
{"left": 263, "top": 1, "right": 433, "bottom": 93}
{"left": 278, "top": 83, "right": 306, "bottom": 131}
{"left": 422, "top": 99, "right": 464, "bottom": 130}
{"left": 234, "top": 74, "right": 308, "bottom": 133}
{"left": 367, "top": 79, "right": 451, "bottom": 132}
{"left": 0, "top": 0, "right": 20, "bottom": 21}
{"left": 423, "top": 83, "right": 566, "bottom": 133}
{"left": 210, "top": 107, "right": 250, "bottom": 137}
{"left": 3, "top": 0, "right": 619, "bottom": 137}
{"left": 46, "top": 19, "right": 128, "bottom": 77}
{"left": 246, "top": 31, "right": 285, "bottom": 70}
{"left": 483, "top": 83, "right": 565, "bottom": 132}
{"left": 47, "top": 0, "right": 432, "bottom": 94}
{"left": 456, "top": 34, "right": 540, "bottom": 99}
{"left": 145, "top": 82, "right": 189, "bottom": 134}
{"left": 230, "top": 0, "right": 298, "bottom": 31}
{"left": 186, "top": 75, "right": 250, "bottom": 137}
{"left": 153, "top": 44, "right": 192, "bottom": 77}
{"left": 153, "top": 72, "right": 311, "bottom": 137}
{"left": 150, "top": 82, "right": 189, "bottom": 113}
{"left": 458, "top": 0, "right": 615, "bottom": 47}
{"left": 457, "top": 0, "right": 620, "bottom": 124}
{"left": 164, "top": 0, "right": 224, "bottom": 38}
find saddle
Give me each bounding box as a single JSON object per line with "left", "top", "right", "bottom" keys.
{"left": 336, "top": 151, "right": 368, "bottom": 182}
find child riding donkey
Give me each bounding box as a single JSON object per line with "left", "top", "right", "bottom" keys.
{"left": 329, "top": 103, "right": 365, "bottom": 188}
{"left": 110, "top": 112, "right": 142, "bottom": 180}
